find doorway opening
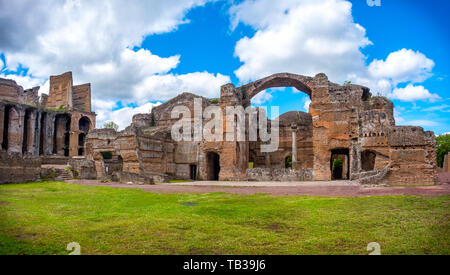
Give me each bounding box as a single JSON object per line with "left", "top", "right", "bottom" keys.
{"left": 190, "top": 164, "right": 197, "bottom": 181}
{"left": 206, "top": 152, "right": 220, "bottom": 181}
{"left": 330, "top": 148, "right": 350, "bottom": 180}
{"left": 285, "top": 156, "right": 293, "bottom": 169}
{"left": 78, "top": 133, "right": 86, "bottom": 156}
{"left": 2, "top": 106, "right": 11, "bottom": 150}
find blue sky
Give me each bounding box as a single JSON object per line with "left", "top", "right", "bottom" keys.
{"left": 0, "top": 0, "right": 448, "bottom": 134}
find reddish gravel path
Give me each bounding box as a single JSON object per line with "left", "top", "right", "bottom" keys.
{"left": 66, "top": 180, "right": 450, "bottom": 197}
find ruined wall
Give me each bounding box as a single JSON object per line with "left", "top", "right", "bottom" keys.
{"left": 152, "top": 92, "right": 212, "bottom": 127}
{"left": 47, "top": 72, "right": 73, "bottom": 109}
{"left": 84, "top": 72, "right": 438, "bottom": 185}
{"left": 247, "top": 168, "right": 313, "bottom": 182}
{"left": 0, "top": 74, "right": 96, "bottom": 184}
{"left": 86, "top": 126, "right": 159, "bottom": 183}
{"left": 0, "top": 152, "right": 41, "bottom": 184}
{"left": 230, "top": 73, "right": 437, "bottom": 184}
{"left": 0, "top": 78, "right": 24, "bottom": 104}
{"left": 24, "top": 87, "right": 40, "bottom": 106}
{"left": 443, "top": 153, "right": 449, "bottom": 172}
{"left": 382, "top": 127, "right": 437, "bottom": 185}
{"left": 72, "top": 84, "right": 91, "bottom": 112}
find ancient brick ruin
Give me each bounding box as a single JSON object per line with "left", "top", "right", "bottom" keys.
{"left": 0, "top": 72, "right": 439, "bottom": 185}
{"left": 0, "top": 72, "right": 96, "bottom": 183}
{"left": 85, "top": 73, "right": 438, "bottom": 185}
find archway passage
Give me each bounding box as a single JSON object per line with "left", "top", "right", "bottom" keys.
{"left": 53, "top": 114, "right": 71, "bottom": 156}
{"left": 331, "top": 149, "right": 350, "bottom": 180}
{"left": 78, "top": 116, "right": 91, "bottom": 156}
{"left": 78, "top": 116, "right": 91, "bottom": 133}
{"left": 206, "top": 152, "right": 220, "bottom": 181}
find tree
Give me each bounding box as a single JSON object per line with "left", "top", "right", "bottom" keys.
{"left": 103, "top": 121, "right": 119, "bottom": 131}
{"left": 437, "top": 134, "right": 450, "bottom": 168}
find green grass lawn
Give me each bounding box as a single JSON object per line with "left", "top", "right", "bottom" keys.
{"left": 0, "top": 182, "right": 448, "bottom": 255}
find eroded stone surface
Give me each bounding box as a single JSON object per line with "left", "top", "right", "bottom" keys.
{"left": 0, "top": 72, "right": 439, "bottom": 186}
{"left": 86, "top": 73, "right": 438, "bottom": 186}
{"left": 0, "top": 72, "right": 96, "bottom": 184}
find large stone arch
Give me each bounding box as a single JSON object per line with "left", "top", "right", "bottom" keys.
{"left": 240, "top": 73, "right": 315, "bottom": 104}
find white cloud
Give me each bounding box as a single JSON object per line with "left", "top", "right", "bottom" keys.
{"left": 230, "top": 0, "right": 441, "bottom": 105}
{"left": 133, "top": 72, "right": 230, "bottom": 103}
{"left": 394, "top": 107, "right": 405, "bottom": 124}
{"left": 93, "top": 99, "right": 163, "bottom": 130}
{"left": 251, "top": 90, "right": 273, "bottom": 105}
{"left": 101, "top": 102, "right": 163, "bottom": 130}
{"left": 0, "top": 73, "right": 48, "bottom": 92}
{"left": 404, "top": 120, "right": 440, "bottom": 127}
{"left": 230, "top": 0, "right": 372, "bottom": 83}
{"left": 368, "top": 49, "right": 435, "bottom": 84}
{"left": 390, "top": 84, "right": 441, "bottom": 102}
{"left": 422, "top": 104, "right": 450, "bottom": 112}
{"left": 0, "top": 0, "right": 232, "bottom": 130}
{"left": 0, "top": 0, "right": 227, "bottom": 105}
{"left": 303, "top": 99, "right": 311, "bottom": 111}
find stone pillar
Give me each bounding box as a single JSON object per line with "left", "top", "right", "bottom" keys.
{"left": 45, "top": 113, "right": 56, "bottom": 155}
{"left": 265, "top": 152, "right": 271, "bottom": 168}
{"left": 291, "top": 123, "right": 297, "bottom": 170}
{"left": 31, "top": 111, "right": 40, "bottom": 156}
{"left": 7, "top": 107, "right": 24, "bottom": 154}
{"left": 24, "top": 110, "right": 37, "bottom": 155}
{"left": 444, "top": 153, "right": 449, "bottom": 172}
{"left": 0, "top": 105, "right": 4, "bottom": 148}
{"left": 69, "top": 131, "right": 78, "bottom": 157}
{"left": 343, "top": 155, "right": 348, "bottom": 180}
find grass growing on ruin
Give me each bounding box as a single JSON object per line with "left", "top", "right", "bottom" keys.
{"left": 0, "top": 182, "right": 448, "bottom": 255}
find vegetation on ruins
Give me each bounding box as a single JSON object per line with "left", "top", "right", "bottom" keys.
{"left": 103, "top": 121, "right": 119, "bottom": 131}
{"left": 437, "top": 134, "right": 450, "bottom": 168}
{"left": 0, "top": 182, "right": 448, "bottom": 255}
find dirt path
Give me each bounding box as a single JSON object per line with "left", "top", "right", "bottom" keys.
{"left": 66, "top": 180, "right": 450, "bottom": 197}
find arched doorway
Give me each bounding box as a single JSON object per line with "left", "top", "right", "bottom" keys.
{"left": 78, "top": 116, "right": 91, "bottom": 156}
{"left": 244, "top": 74, "right": 314, "bottom": 173}
{"left": 53, "top": 114, "right": 71, "bottom": 156}
{"left": 206, "top": 152, "right": 220, "bottom": 181}
{"left": 78, "top": 116, "right": 91, "bottom": 133}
